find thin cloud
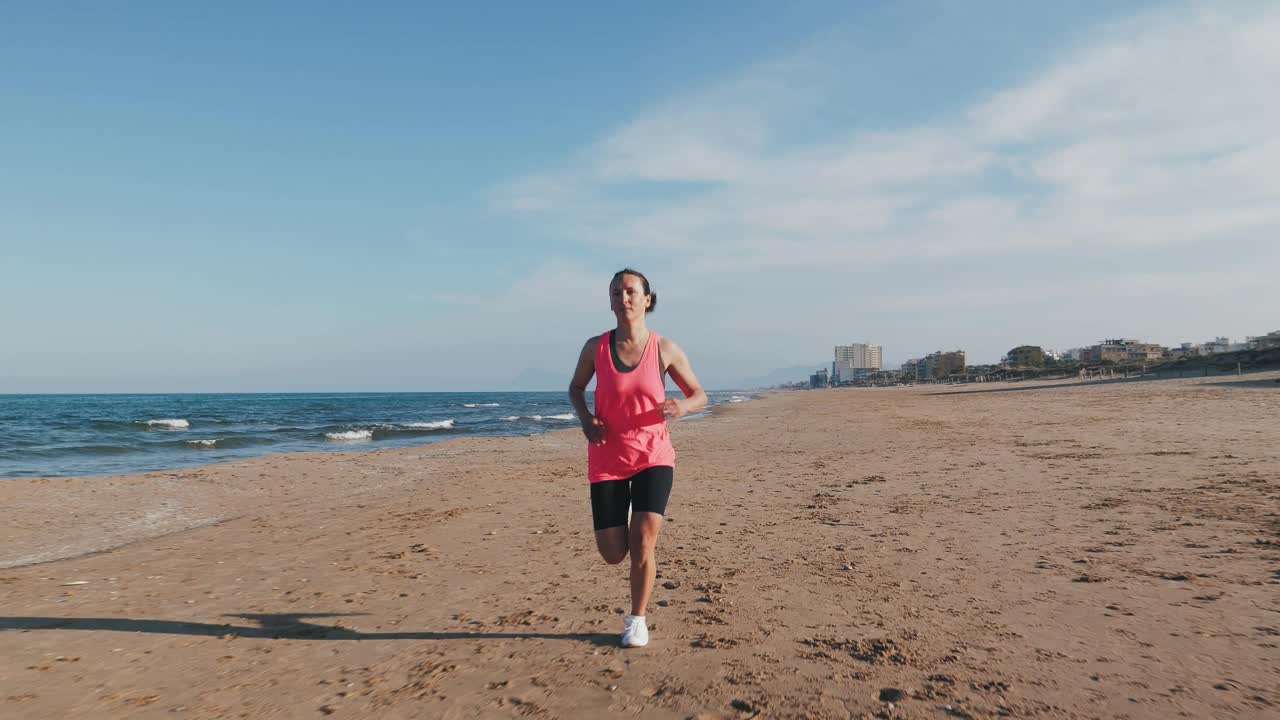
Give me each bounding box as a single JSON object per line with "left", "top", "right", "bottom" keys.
{"left": 501, "top": 4, "right": 1279, "bottom": 266}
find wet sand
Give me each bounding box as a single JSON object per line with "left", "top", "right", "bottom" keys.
{"left": 2, "top": 373, "right": 1278, "bottom": 719}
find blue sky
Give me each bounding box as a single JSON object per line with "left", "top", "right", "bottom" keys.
{"left": 3, "top": 1, "right": 1276, "bottom": 392}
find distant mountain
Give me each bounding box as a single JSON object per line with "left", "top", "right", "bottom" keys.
{"left": 506, "top": 368, "right": 568, "bottom": 391}
{"left": 734, "top": 364, "right": 826, "bottom": 389}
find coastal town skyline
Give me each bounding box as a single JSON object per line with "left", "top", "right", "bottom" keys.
{"left": 811, "top": 329, "right": 1280, "bottom": 387}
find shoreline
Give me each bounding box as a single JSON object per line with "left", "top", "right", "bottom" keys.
{"left": 2, "top": 374, "right": 1277, "bottom": 718}
{"left": 0, "top": 390, "right": 757, "bottom": 482}
{"left": 0, "top": 400, "right": 757, "bottom": 571}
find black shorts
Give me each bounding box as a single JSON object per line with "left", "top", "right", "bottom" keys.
{"left": 589, "top": 466, "right": 674, "bottom": 531}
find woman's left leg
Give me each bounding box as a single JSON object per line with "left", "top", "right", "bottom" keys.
{"left": 628, "top": 511, "right": 664, "bottom": 615}
{"left": 627, "top": 466, "right": 674, "bottom": 617}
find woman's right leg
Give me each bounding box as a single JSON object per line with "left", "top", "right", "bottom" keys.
{"left": 590, "top": 479, "right": 631, "bottom": 564}
{"left": 595, "top": 526, "right": 628, "bottom": 565}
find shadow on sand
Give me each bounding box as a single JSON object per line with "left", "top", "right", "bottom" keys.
{"left": 1199, "top": 378, "right": 1280, "bottom": 390}
{"left": 1, "top": 612, "right": 616, "bottom": 645}
{"left": 926, "top": 372, "right": 1279, "bottom": 397}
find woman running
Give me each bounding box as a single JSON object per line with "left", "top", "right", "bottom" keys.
{"left": 568, "top": 268, "right": 707, "bottom": 648}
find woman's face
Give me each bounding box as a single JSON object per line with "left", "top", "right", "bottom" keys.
{"left": 610, "top": 274, "right": 650, "bottom": 320}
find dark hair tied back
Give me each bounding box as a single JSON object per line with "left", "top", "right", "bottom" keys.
{"left": 613, "top": 268, "right": 656, "bottom": 313}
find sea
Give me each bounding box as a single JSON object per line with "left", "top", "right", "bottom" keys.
{"left": 0, "top": 390, "right": 753, "bottom": 479}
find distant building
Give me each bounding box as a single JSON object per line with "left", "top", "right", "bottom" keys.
{"left": 836, "top": 366, "right": 876, "bottom": 383}
{"left": 834, "top": 342, "right": 882, "bottom": 383}
{"left": 1201, "top": 337, "right": 1232, "bottom": 355}
{"left": 900, "top": 353, "right": 965, "bottom": 381}
{"left": 867, "top": 370, "right": 900, "bottom": 384}
{"left": 1081, "top": 339, "right": 1164, "bottom": 364}
{"left": 1248, "top": 331, "right": 1280, "bottom": 350}
{"left": 922, "top": 350, "right": 966, "bottom": 379}
{"left": 835, "top": 343, "right": 882, "bottom": 369}
{"left": 809, "top": 368, "right": 829, "bottom": 388}
{"left": 1005, "top": 345, "right": 1045, "bottom": 368}
{"left": 900, "top": 358, "right": 923, "bottom": 382}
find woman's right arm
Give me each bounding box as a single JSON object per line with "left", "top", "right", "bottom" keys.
{"left": 569, "top": 336, "right": 606, "bottom": 445}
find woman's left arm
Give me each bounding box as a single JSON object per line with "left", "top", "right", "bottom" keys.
{"left": 661, "top": 338, "right": 708, "bottom": 418}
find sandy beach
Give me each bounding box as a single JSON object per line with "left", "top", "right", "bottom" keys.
{"left": 2, "top": 373, "right": 1277, "bottom": 719}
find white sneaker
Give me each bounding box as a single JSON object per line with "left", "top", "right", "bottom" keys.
{"left": 621, "top": 615, "right": 649, "bottom": 648}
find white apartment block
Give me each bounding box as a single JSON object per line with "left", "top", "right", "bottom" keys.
{"left": 833, "top": 343, "right": 882, "bottom": 383}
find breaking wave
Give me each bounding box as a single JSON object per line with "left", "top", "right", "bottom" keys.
{"left": 403, "top": 420, "right": 455, "bottom": 429}
{"left": 324, "top": 420, "right": 457, "bottom": 442}
{"left": 181, "top": 437, "right": 272, "bottom": 449}
{"left": 501, "top": 413, "right": 576, "bottom": 422}
{"left": 325, "top": 430, "right": 373, "bottom": 441}
{"left": 141, "top": 418, "right": 190, "bottom": 429}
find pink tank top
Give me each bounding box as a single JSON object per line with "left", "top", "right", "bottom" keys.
{"left": 587, "top": 329, "right": 676, "bottom": 482}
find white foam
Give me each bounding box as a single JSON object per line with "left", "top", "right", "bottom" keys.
{"left": 403, "top": 419, "right": 455, "bottom": 430}
{"left": 326, "top": 430, "right": 373, "bottom": 441}
{"left": 504, "top": 414, "right": 575, "bottom": 422}
{"left": 186, "top": 439, "right": 219, "bottom": 447}
{"left": 544, "top": 413, "right": 575, "bottom": 420}
{"left": 462, "top": 403, "right": 500, "bottom": 408}
{"left": 145, "top": 418, "right": 190, "bottom": 429}
{"left": 730, "top": 396, "right": 747, "bottom": 403}
{"left": 501, "top": 416, "right": 521, "bottom": 421}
